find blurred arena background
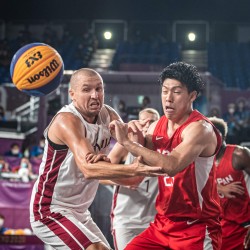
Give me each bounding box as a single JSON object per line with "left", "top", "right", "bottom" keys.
{"left": 0, "top": 0, "right": 250, "bottom": 248}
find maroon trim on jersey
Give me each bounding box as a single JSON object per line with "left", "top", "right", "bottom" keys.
{"left": 40, "top": 212, "right": 92, "bottom": 249}
{"left": 110, "top": 185, "right": 120, "bottom": 229}
{"left": 112, "top": 229, "right": 119, "bottom": 250}
{"left": 33, "top": 144, "right": 68, "bottom": 221}
{"left": 110, "top": 185, "right": 120, "bottom": 250}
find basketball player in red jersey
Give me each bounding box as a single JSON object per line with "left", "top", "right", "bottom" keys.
{"left": 109, "top": 62, "right": 222, "bottom": 249}
{"left": 29, "top": 68, "right": 163, "bottom": 250}
{"left": 209, "top": 117, "right": 250, "bottom": 250}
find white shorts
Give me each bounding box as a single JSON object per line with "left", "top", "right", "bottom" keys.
{"left": 31, "top": 209, "right": 110, "bottom": 250}
{"left": 112, "top": 228, "right": 146, "bottom": 250}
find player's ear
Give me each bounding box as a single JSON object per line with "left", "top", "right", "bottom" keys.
{"left": 69, "top": 88, "right": 74, "bottom": 101}
{"left": 190, "top": 91, "right": 197, "bottom": 102}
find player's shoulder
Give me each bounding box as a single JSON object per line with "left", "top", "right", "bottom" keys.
{"left": 232, "top": 144, "right": 250, "bottom": 170}
{"left": 103, "top": 104, "right": 114, "bottom": 112}
{"left": 104, "top": 104, "right": 122, "bottom": 122}
{"left": 181, "top": 119, "right": 218, "bottom": 149}
{"left": 184, "top": 119, "right": 213, "bottom": 136}
{"left": 234, "top": 144, "right": 250, "bottom": 158}
{"left": 51, "top": 112, "right": 82, "bottom": 131}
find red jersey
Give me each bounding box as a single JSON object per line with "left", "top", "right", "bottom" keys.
{"left": 152, "top": 110, "right": 222, "bottom": 221}
{"left": 216, "top": 145, "right": 250, "bottom": 225}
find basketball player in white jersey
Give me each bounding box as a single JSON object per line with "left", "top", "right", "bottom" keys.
{"left": 103, "top": 108, "right": 160, "bottom": 250}
{"left": 29, "top": 68, "right": 163, "bottom": 250}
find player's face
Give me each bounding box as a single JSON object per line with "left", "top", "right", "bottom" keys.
{"left": 70, "top": 74, "right": 104, "bottom": 122}
{"left": 139, "top": 112, "right": 158, "bottom": 136}
{"left": 161, "top": 78, "right": 196, "bottom": 123}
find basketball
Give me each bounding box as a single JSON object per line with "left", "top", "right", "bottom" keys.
{"left": 10, "top": 42, "right": 64, "bottom": 97}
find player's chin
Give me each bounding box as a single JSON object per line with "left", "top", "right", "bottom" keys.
{"left": 89, "top": 108, "right": 102, "bottom": 117}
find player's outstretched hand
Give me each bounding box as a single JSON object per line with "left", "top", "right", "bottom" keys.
{"left": 131, "top": 156, "right": 165, "bottom": 177}
{"left": 127, "top": 119, "right": 149, "bottom": 145}
{"left": 127, "top": 119, "right": 150, "bottom": 134}
{"left": 109, "top": 120, "right": 129, "bottom": 144}
{"left": 109, "top": 119, "right": 149, "bottom": 145}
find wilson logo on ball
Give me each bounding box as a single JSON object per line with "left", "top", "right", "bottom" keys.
{"left": 10, "top": 43, "right": 64, "bottom": 97}
{"left": 26, "top": 59, "right": 60, "bottom": 84}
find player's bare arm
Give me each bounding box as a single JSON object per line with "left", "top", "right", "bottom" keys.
{"left": 233, "top": 146, "right": 250, "bottom": 174}
{"left": 104, "top": 105, "right": 146, "bottom": 185}
{"left": 49, "top": 112, "right": 163, "bottom": 180}
{"left": 108, "top": 142, "right": 128, "bottom": 164}
{"left": 110, "top": 119, "right": 217, "bottom": 177}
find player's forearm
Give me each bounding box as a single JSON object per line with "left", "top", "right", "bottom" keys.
{"left": 111, "top": 176, "right": 144, "bottom": 186}
{"left": 123, "top": 140, "right": 178, "bottom": 176}
{"left": 80, "top": 161, "right": 137, "bottom": 180}
{"left": 100, "top": 176, "right": 143, "bottom": 186}
{"left": 99, "top": 180, "right": 116, "bottom": 185}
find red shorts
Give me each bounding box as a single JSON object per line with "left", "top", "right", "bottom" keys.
{"left": 221, "top": 219, "right": 249, "bottom": 250}
{"left": 125, "top": 214, "right": 221, "bottom": 250}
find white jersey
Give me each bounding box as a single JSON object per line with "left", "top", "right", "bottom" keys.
{"left": 30, "top": 103, "right": 112, "bottom": 222}
{"left": 111, "top": 153, "right": 158, "bottom": 229}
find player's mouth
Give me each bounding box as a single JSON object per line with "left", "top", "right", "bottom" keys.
{"left": 90, "top": 102, "right": 100, "bottom": 108}
{"left": 165, "top": 106, "right": 174, "bottom": 113}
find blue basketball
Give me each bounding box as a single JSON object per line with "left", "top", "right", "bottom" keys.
{"left": 10, "top": 42, "right": 64, "bottom": 97}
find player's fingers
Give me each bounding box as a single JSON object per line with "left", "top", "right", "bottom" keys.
{"left": 235, "top": 189, "right": 245, "bottom": 195}
{"left": 233, "top": 181, "right": 243, "bottom": 184}
{"left": 146, "top": 166, "right": 165, "bottom": 175}
{"left": 139, "top": 118, "right": 150, "bottom": 127}
{"left": 103, "top": 156, "right": 111, "bottom": 163}
{"left": 93, "top": 154, "right": 109, "bottom": 163}
{"left": 91, "top": 155, "right": 101, "bottom": 163}
{"left": 233, "top": 186, "right": 245, "bottom": 194}
{"left": 85, "top": 152, "right": 95, "bottom": 163}
{"left": 129, "top": 120, "right": 145, "bottom": 132}
{"left": 128, "top": 122, "right": 139, "bottom": 133}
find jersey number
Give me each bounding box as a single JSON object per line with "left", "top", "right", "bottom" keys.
{"left": 144, "top": 179, "right": 150, "bottom": 192}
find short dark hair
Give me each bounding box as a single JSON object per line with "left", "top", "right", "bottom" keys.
{"left": 208, "top": 116, "right": 228, "bottom": 139}
{"left": 158, "top": 62, "right": 205, "bottom": 95}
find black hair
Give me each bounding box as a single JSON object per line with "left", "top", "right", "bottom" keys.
{"left": 158, "top": 62, "right": 205, "bottom": 96}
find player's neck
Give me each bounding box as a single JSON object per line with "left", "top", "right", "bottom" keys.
{"left": 215, "top": 142, "right": 227, "bottom": 164}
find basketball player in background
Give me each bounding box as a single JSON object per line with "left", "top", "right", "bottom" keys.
{"left": 109, "top": 62, "right": 222, "bottom": 249}
{"left": 103, "top": 108, "right": 160, "bottom": 250}
{"left": 209, "top": 117, "right": 250, "bottom": 250}
{"left": 29, "top": 68, "right": 163, "bottom": 250}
